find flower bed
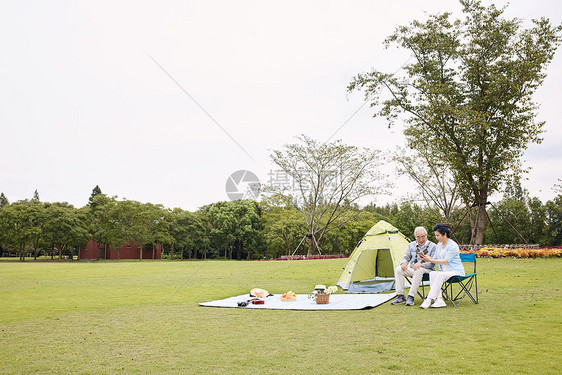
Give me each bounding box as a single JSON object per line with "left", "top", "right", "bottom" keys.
{"left": 261, "top": 247, "right": 562, "bottom": 261}
{"left": 461, "top": 246, "right": 562, "bottom": 258}
{"left": 262, "top": 254, "right": 348, "bottom": 261}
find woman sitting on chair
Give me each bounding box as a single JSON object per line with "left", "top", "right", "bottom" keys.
{"left": 418, "top": 223, "right": 465, "bottom": 309}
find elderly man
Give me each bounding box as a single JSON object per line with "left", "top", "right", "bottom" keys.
{"left": 391, "top": 226, "right": 437, "bottom": 306}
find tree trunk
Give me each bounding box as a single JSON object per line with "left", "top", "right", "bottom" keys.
{"left": 307, "top": 237, "right": 314, "bottom": 257}
{"left": 181, "top": 248, "right": 184, "bottom": 260}
{"left": 33, "top": 238, "right": 40, "bottom": 260}
{"left": 139, "top": 245, "right": 143, "bottom": 261}
{"left": 152, "top": 244, "right": 155, "bottom": 259}
{"left": 473, "top": 203, "right": 488, "bottom": 245}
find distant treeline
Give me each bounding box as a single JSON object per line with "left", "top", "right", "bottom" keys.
{"left": 0, "top": 189, "right": 560, "bottom": 261}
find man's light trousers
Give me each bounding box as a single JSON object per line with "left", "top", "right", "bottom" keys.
{"left": 394, "top": 265, "right": 432, "bottom": 297}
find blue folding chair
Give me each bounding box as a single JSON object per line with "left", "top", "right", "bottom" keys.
{"left": 441, "top": 253, "right": 478, "bottom": 306}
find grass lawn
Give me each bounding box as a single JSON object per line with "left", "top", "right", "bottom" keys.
{"left": 1, "top": 258, "right": 561, "bottom": 374}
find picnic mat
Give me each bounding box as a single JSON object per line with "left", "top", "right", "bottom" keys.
{"left": 198, "top": 292, "right": 396, "bottom": 310}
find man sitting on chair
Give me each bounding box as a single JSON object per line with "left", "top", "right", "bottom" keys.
{"left": 391, "top": 226, "right": 437, "bottom": 306}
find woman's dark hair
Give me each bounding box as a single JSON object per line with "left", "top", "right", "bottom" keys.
{"left": 433, "top": 223, "right": 451, "bottom": 237}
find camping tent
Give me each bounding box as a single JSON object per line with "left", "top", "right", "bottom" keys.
{"left": 336, "top": 220, "right": 410, "bottom": 292}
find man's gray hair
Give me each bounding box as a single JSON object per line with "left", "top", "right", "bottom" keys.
{"left": 414, "top": 227, "right": 428, "bottom": 237}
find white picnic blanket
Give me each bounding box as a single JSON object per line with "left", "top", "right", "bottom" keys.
{"left": 198, "top": 292, "right": 396, "bottom": 310}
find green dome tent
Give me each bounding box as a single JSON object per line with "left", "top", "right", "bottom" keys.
{"left": 336, "top": 220, "right": 410, "bottom": 292}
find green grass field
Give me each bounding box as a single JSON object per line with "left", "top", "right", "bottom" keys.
{"left": 1, "top": 258, "right": 561, "bottom": 374}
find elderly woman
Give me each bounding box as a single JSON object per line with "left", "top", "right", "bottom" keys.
{"left": 418, "top": 223, "right": 465, "bottom": 309}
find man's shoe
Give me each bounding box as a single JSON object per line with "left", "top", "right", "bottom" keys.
{"left": 405, "top": 295, "right": 415, "bottom": 306}
{"left": 431, "top": 299, "right": 447, "bottom": 308}
{"left": 391, "top": 295, "right": 406, "bottom": 305}
{"left": 420, "top": 298, "right": 432, "bottom": 309}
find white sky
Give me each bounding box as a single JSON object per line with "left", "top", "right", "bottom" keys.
{"left": 1, "top": 0, "right": 561, "bottom": 211}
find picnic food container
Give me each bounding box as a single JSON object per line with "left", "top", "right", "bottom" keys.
{"left": 316, "top": 293, "right": 330, "bottom": 304}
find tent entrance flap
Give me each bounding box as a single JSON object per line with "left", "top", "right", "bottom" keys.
{"left": 376, "top": 249, "right": 394, "bottom": 278}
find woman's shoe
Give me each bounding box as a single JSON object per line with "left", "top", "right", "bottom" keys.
{"left": 431, "top": 299, "right": 447, "bottom": 308}
{"left": 420, "top": 298, "right": 432, "bottom": 309}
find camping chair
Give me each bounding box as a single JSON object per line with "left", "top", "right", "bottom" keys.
{"left": 441, "top": 253, "right": 478, "bottom": 307}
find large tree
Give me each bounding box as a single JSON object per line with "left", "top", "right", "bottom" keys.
{"left": 260, "top": 195, "right": 308, "bottom": 258}
{"left": 270, "top": 135, "right": 386, "bottom": 256}
{"left": 127, "top": 202, "right": 170, "bottom": 260}
{"left": 203, "top": 200, "right": 261, "bottom": 260}
{"left": 348, "top": 0, "right": 561, "bottom": 244}
{"left": 86, "top": 194, "right": 118, "bottom": 260}
{"left": 42, "top": 202, "right": 89, "bottom": 260}
{"left": 168, "top": 208, "right": 209, "bottom": 260}
{"left": 0, "top": 200, "right": 42, "bottom": 261}
{"left": 545, "top": 195, "right": 562, "bottom": 246}
{"left": 109, "top": 199, "right": 143, "bottom": 260}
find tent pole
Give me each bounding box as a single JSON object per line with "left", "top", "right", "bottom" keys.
{"left": 291, "top": 235, "right": 308, "bottom": 257}
{"left": 311, "top": 234, "right": 323, "bottom": 255}
{"left": 451, "top": 205, "right": 470, "bottom": 236}
{"left": 488, "top": 201, "right": 530, "bottom": 245}
{"left": 483, "top": 204, "right": 501, "bottom": 244}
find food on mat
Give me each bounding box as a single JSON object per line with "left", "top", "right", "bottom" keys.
{"left": 280, "top": 291, "right": 297, "bottom": 302}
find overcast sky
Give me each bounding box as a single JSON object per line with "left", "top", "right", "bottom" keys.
{"left": 1, "top": 0, "right": 561, "bottom": 211}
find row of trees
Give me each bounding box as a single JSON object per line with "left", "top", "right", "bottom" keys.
{"left": 1, "top": 185, "right": 560, "bottom": 261}
{"left": 365, "top": 189, "right": 562, "bottom": 248}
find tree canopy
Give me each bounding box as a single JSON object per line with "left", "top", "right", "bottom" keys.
{"left": 1, "top": 189, "right": 561, "bottom": 261}
{"left": 348, "top": 0, "right": 562, "bottom": 244}
{"left": 269, "top": 135, "right": 387, "bottom": 256}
